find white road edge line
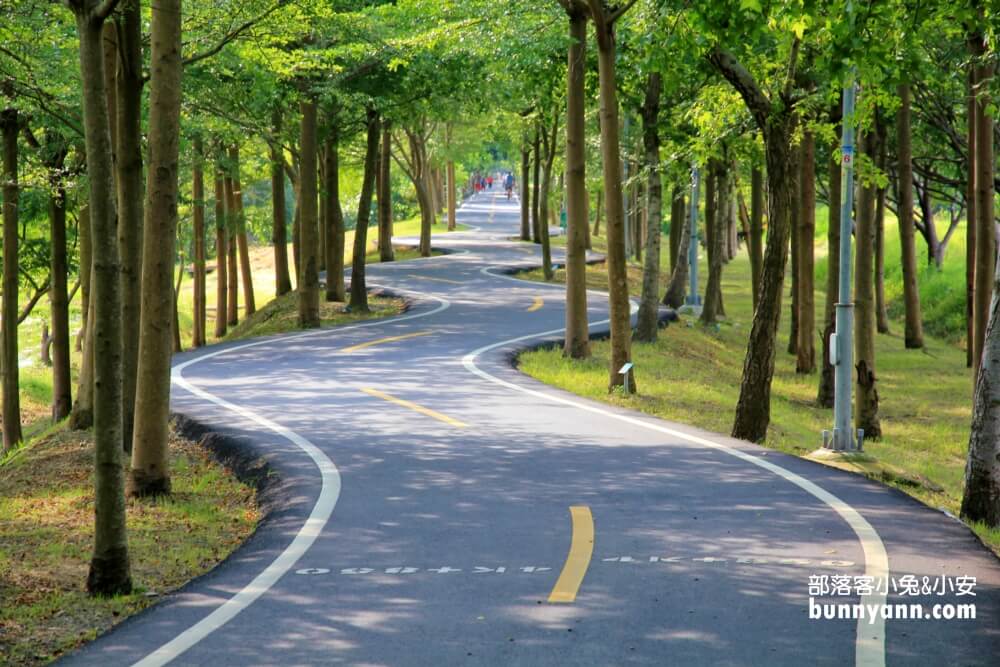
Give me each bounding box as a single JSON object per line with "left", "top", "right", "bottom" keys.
{"left": 464, "top": 270, "right": 888, "bottom": 667}
{"left": 134, "top": 290, "right": 451, "bottom": 667}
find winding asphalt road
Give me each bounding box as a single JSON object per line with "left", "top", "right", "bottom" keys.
{"left": 63, "top": 191, "right": 1000, "bottom": 666}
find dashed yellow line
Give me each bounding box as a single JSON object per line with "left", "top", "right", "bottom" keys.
{"left": 340, "top": 330, "right": 433, "bottom": 353}
{"left": 408, "top": 274, "right": 462, "bottom": 285}
{"left": 548, "top": 506, "right": 594, "bottom": 603}
{"left": 361, "top": 388, "right": 468, "bottom": 428}
{"left": 527, "top": 297, "right": 544, "bottom": 312}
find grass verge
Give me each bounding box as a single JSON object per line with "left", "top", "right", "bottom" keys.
{"left": 0, "top": 423, "right": 258, "bottom": 665}
{"left": 518, "top": 232, "right": 998, "bottom": 553}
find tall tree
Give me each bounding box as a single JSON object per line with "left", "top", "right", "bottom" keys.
{"left": 972, "top": 30, "right": 996, "bottom": 379}
{"left": 520, "top": 141, "right": 531, "bottom": 241}
{"left": 855, "top": 131, "right": 881, "bottom": 440}
{"left": 66, "top": 0, "right": 132, "bottom": 596}
{"left": 348, "top": 108, "right": 381, "bottom": 313}
{"left": 379, "top": 120, "right": 395, "bottom": 258}
{"left": 445, "top": 123, "right": 457, "bottom": 232}
{"left": 270, "top": 109, "right": 292, "bottom": 296}
{"left": 229, "top": 145, "right": 255, "bottom": 316}
{"left": 701, "top": 158, "right": 728, "bottom": 326}
{"left": 560, "top": 0, "right": 590, "bottom": 358}
{"left": 796, "top": 130, "right": 815, "bottom": 373}
{"left": 635, "top": 71, "right": 663, "bottom": 343}
{"left": 586, "top": 0, "right": 636, "bottom": 392}
{"left": 538, "top": 115, "right": 557, "bottom": 281}
{"left": 116, "top": 0, "right": 143, "bottom": 454}
{"left": 896, "top": 82, "right": 924, "bottom": 349}
{"left": 128, "top": 0, "right": 183, "bottom": 497}
{"left": 192, "top": 137, "right": 207, "bottom": 347}
{"left": 224, "top": 173, "right": 239, "bottom": 326}
{"left": 818, "top": 127, "right": 842, "bottom": 407}
{"left": 709, "top": 40, "right": 800, "bottom": 442}
{"left": 298, "top": 98, "right": 320, "bottom": 328}
{"left": 326, "top": 120, "right": 345, "bottom": 302}
{"left": 1, "top": 108, "right": 23, "bottom": 450}
{"left": 213, "top": 171, "right": 228, "bottom": 338}
{"left": 749, "top": 165, "right": 764, "bottom": 310}
{"left": 46, "top": 135, "right": 72, "bottom": 420}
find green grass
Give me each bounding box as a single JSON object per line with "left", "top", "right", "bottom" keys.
{"left": 0, "top": 424, "right": 258, "bottom": 665}
{"left": 519, "top": 228, "right": 996, "bottom": 552}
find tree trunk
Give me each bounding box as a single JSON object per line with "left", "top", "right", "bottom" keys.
{"left": 192, "top": 137, "right": 207, "bottom": 347}
{"left": 520, "top": 143, "right": 531, "bottom": 241}
{"left": 76, "top": 204, "right": 92, "bottom": 353}
{"left": 592, "top": 14, "right": 635, "bottom": 392}
{"left": 379, "top": 120, "right": 395, "bottom": 259}
{"left": 224, "top": 175, "right": 239, "bottom": 326}
{"left": 291, "top": 163, "right": 301, "bottom": 285}
{"left": 966, "top": 57, "right": 977, "bottom": 368}
{"left": 446, "top": 124, "right": 457, "bottom": 231}
{"left": 563, "top": 6, "right": 590, "bottom": 359}
{"left": 271, "top": 112, "right": 292, "bottom": 297}
{"left": 49, "top": 155, "right": 72, "bottom": 420}
{"left": 127, "top": 0, "right": 181, "bottom": 497}
{"left": 229, "top": 145, "right": 255, "bottom": 316}
{"left": 172, "top": 246, "right": 182, "bottom": 354}
{"left": 704, "top": 160, "right": 719, "bottom": 313}
{"left": 539, "top": 117, "right": 556, "bottom": 281}
{"left": 326, "top": 122, "right": 345, "bottom": 302}
{"left": 818, "top": 132, "right": 841, "bottom": 407}
{"left": 348, "top": 109, "right": 381, "bottom": 313}
{"left": 593, "top": 189, "right": 603, "bottom": 237}
{"left": 298, "top": 100, "right": 320, "bottom": 327}
{"left": 1, "top": 109, "right": 23, "bottom": 449}
{"left": 973, "top": 39, "right": 996, "bottom": 380}
{"left": 796, "top": 131, "right": 816, "bottom": 373}
{"left": 896, "top": 82, "right": 924, "bottom": 349}
{"left": 532, "top": 129, "right": 542, "bottom": 244}
{"left": 636, "top": 72, "right": 663, "bottom": 342}
{"left": 115, "top": 0, "right": 143, "bottom": 455}
{"left": 701, "top": 158, "right": 728, "bottom": 325}
{"left": 787, "top": 144, "right": 800, "bottom": 356}
{"left": 668, "top": 188, "right": 682, "bottom": 272}
{"left": 318, "top": 146, "right": 327, "bottom": 273}
{"left": 663, "top": 177, "right": 692, "bottom": 308}
{"left": 750, "top": 165, "right": 764, "bottom": 310}
{"left": 855, "top": 131, "right": 881, "bottom": 440}
{"left": 961, "top": 252, "right": 1000, "bottom": 526}
{"left": 323, "top": 135, "right": 337, "bottom": 299}
{"left": 213, "top": 172, "right": 228, "bottom": 338}
{"left": 70, "top": 3, "right": 131, "bottom": 596}
{"left": 874, "top": 178, "right": 890, "bottom": 335}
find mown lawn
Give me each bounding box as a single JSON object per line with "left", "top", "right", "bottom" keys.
{"left": 519, "top": 224, "right": 1000, "bottom": 553}
{"left": 0, "top": 424, "right": 258, "bottom": 665}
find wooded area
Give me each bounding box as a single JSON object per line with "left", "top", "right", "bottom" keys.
{"left": 1, "top": 0, "right": 999, "bottom": 602}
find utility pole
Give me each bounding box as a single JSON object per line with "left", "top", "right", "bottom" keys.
{"left": 825, "top": 71, "right": 861, "bottom": 451}
{"left": 686, "top": 165, "right": 701, "bottom": 307}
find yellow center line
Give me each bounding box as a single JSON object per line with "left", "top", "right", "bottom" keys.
{"left": 360, "top": 388, "right": 468, "bottom": 428}
{"left": 408, "top": 274, "right": 463, "bottom": 285}
{"left": 548, "top": 506, "right": 594, "bottom": 603}
{"left": 340, "top": 330, "right": 433, "bottom": 354}
{"left": 527, "top": 297, "right": 544, "bottom": 312}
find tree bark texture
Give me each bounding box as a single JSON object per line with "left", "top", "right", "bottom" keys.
{"left": 229, "top": 145, "right": 255, "bottom": 316}
{"left": 71, "top": 1, "right": 132, "bottom": 596}
{"left": 348, "top": 110, "right": 381, "bottom": 313}
{"left": 192, "top": 137, "right": 206, "bottom": 347}
{"left": 796, "top": 131, "right": 816, "bottom": 373}
{"left": 1, "top": 109, "right": 23, "bottom": 449}
{"left": 855, "top": 132, "right": 881, "bottom": 440}
{"left": 298, "top": 100, "right": 320, "bottom": 328}
{"left": 213, "top": 172, "right": 228, "bottom": 338}
{"left": 562, "top": 5, "right": 590, "bottom": 359}
{"left": 128, "top": 0, "right": 182, "bottom": 497}
{"left": 896, "top": 83, "right": 924, "bottom": 349}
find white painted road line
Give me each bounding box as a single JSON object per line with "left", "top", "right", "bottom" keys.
{"left": 461, "top": 276, "right": 888, "bottom": 667}
{"left": 136, "top": 292, "right": 451, "bottom": 667}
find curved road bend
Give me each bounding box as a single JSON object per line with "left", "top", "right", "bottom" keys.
{"left": 63, "top": 191, "right": 999, "bottom": 666}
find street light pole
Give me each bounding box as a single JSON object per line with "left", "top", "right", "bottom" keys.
{"left": 827, "top": 73, "right": 861, "bottom": 451}
{"left": 686, "top": 165, "right": 701, "bottom": 307}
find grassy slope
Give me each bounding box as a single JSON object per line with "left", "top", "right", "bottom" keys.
{"left": 0, "top": 425, "right": 257, "bottom": 665}
{"left": 519, "top": 217, "right": 1000, "bottom": 552}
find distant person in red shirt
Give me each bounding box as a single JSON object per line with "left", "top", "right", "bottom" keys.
{"left": 487, "top": 176, "right": 493, "bottom": 190}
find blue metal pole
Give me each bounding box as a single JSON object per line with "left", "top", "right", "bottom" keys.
{"left": 686, "top": 166, "right": 701, "bottom": 306}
